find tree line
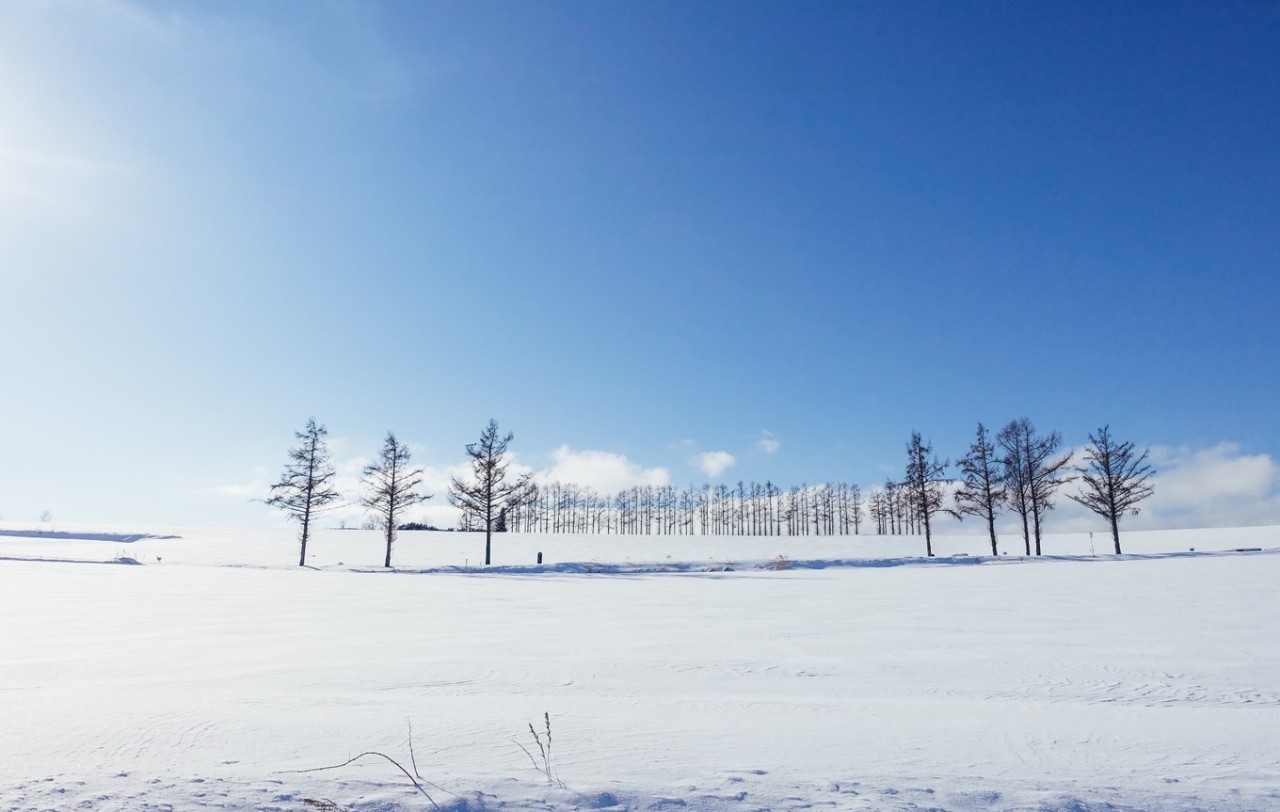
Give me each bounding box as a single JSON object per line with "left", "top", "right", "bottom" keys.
{"left": 903, "top": 420, "right": 1154, "bottom": 558}
{"left": 264, "top": 416, "right": 1154, "bottom": 567}
{"left": 508, "top": 420, "right": 1153, "bottom": 557}
{"left": 266, "top": 418, "right": 531, "bottom": 568}
{"left": 503, "top": 480, "right": 866, "bottom": 537}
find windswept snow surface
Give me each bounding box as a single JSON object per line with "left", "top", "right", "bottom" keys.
{"left": 1, "top": 523, "right": 1278, "bottom": 811}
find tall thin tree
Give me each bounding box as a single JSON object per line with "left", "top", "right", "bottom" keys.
{"left": 954, "top": 422, "right": 1006, "bottom": 556}
{"left": 999, "top": 423, "right": 1033, "bottom": 555}
{"left": 266, "top": 418, "right": 342, "bottom": 566}
{"left": 999, "top": 418, "right": 1073, "bottom": 555}
{"left": 361, "top": 432, "right": 430, "bottom": 568}
{"left": 904, "top": 431, "right": 949, "bottom": 557}
{"left": 1068, "top": 426, "right": 1155, "bottom": 554}
{"left": 449, "top": 419, "right": 534, "bottom": 566}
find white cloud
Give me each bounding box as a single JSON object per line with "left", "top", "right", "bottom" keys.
{"left": 756, "top": 431, "right": 780, "bottom": 455}
{"left": 1137, "top": 443, "right": 1280, "bottom": 528}
{"left": 538, "top": 446, "right": 669, "bottom": 494}
{"left": 1147, "top": 443, "right": 1275, "bottom": 504}
{"left": 211, "top": 480, "right": 266, "bottom": 500}
{"left": 210, "top": 467, "right": 269, "bottom": 500}
{"left": 693, "top": 451, "right": 736, "bottom": 479}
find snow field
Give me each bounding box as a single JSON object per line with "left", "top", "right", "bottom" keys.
{"left": 1, "top": 524, "right": 1278, "bottom": 810}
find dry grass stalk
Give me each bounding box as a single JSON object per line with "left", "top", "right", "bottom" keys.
{"left": 283, "top": 750, "right": 440, "bottom": 810}
{"left": 516, "top": 711, "right": 563, "bottom": 787}
{"left": 278, "top": 719, "right": 462, "bottom": 812}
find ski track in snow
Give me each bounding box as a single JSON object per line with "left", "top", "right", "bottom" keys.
{"left": 1, "top": 522, "right": 1279, "bottom": 811}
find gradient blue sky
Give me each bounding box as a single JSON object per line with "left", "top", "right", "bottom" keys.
{"left": 2, "top": 1, "right": 1278, "bottom": 530}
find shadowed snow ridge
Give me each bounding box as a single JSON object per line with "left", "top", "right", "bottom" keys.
{"left": 0, "top": 528, "right": 180, "bottom": 543}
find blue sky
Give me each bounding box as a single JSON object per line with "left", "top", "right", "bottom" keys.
{"left": 2, "top": 1, "right": 1278, "bottom": 530}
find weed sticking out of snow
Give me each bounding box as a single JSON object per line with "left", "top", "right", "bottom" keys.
{"left": 516, "top": 712, "right": 564, "bottom": 788}
{"left": 280, "top": 720, "right": 458, "bottom": 811}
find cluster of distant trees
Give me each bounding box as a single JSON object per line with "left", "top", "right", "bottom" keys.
{"left": 503, "top": 481, "right": 865, "bottom": 537}
{"left": 264, "top": 415, "right": 1154, "bottom": 568}
{"left": 503, "top": 419, "right": 1155, "bottom": 557}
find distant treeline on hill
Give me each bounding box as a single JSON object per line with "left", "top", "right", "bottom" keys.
{"left": 502, "top": 420, "right": 1155, "bottom": 559}
{"left": 268, "top": 416, "right": 1154, "bottom": 567}
{"left": 503, "top": 480, "right": 866, "bottom": 537}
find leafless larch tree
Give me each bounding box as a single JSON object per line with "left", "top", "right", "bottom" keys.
{"left": 449, "top": 419, "right": 535, "bottom": 566}
{"left": 953, "top": 422, "right": 1006, "bottom": 556}
{"left": 998, "top": 418, "right": 1073, "bottom": 556}
{"left": 904, "top": 431, "right": 950, "bottom": 557}
{"left": 1068, "top": 425, "right": 1155, "bottom": 554}
{"left": 266, "top": 418, "right": 342, "bottom": 566}
{"left": 361, "top": 432, "right": 430, "bottom": 568}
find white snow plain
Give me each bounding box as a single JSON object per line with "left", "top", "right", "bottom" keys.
{"left": 1, "top": 522, "right": 1278, "bottom": 811}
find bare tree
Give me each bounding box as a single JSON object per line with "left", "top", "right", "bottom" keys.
{"left": 449, "top": 419, "right": 534, "bottom": 566}
{"left": 999, "top": 424, "right": 1033, "bottom": 554}
{"left": 849, "top": 483, "right": 863, "bottom": 535}
{"left": 999, "top": 418, "right": 1072, "bottom": 555}
{"left": 266, "top": 418, "right": 342, "bottom": 566}
{"left": 868, "top": 487, "right": 884, "bottom": 534}
{"left": 954, "top": 422, "right": 1006, "bottom": 556}
{"left": 361, "top": 432, "right": 430, "bottom": 568}
{"left": 904, "top": 431, "right": 949, "bottom": 557}
{"left": 1068, "top": 426, "right": 1155, "bottom": 554}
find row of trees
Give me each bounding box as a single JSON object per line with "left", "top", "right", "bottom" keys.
{"left": 264, "top": 416, "right": 1155, "bottom": 567}
{"left": 505, "top": 421, "right": 1154, "bottom": 557}
{"left": 266, "top": 418, "right": 530, "bottom": 567}
{"left": 503, "top": 481, "right": 866, "bottom": 537}
{"left": 904, "top": 420, "right": 1155, "bottom": 557}
{"left": 507, "top": 420, "right": 1154, "bottom": 556}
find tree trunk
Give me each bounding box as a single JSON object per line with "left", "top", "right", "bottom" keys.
{"left": 1032, "top": 502, "right": 1043, "bottom": 556}
{"left": 300, "top": 462, "right": 315, "bottom": 567}
{"left": 384, "top": 504, "right": 394, "bottom": 568}
{"left": 299, "top": 510, "right": 310, "bottom": 567}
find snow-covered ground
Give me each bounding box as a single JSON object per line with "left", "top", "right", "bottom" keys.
{"left": 2, "top": 522, "right": 1278, "bottom": 811}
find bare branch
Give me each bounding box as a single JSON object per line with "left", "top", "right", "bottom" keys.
{"left": 277, "top": 751, "right": 440, "bottom": 811}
